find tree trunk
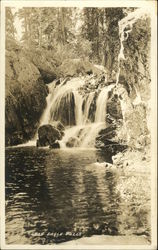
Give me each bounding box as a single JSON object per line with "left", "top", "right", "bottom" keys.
{"left": 38, "top": 11, "right": 42, "bottom": 48}
{"left": 61, "top": 8, "right": 66, "bottom": 45}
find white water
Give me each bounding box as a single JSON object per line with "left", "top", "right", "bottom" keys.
{"left": 33, "top": 76, "right": 114, "bottom": 148}
{"left": 40, "top": 81, "right": 57, "bottom": 126}
{"left": 73, "top": 90, "right": 83, "bottom": 125}
{"left": 95, "top": 85, "right": 113, "bottom": 123}
{"left": 48, "top": 78, "right": 85, "bottom": 125}
{"left": 83, "top": 92, "right": 95, "bottom": 124}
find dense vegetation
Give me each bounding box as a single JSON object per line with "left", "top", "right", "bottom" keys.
{"left": 6, "top": 7, "right": 131, "bottom": 75}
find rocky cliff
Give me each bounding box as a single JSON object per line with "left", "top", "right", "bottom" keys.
{"left": 96, "top": 13, "right": 151, "bottom": 152}
{"left": 5, "top": 41, "right": 58, "bottom": 146}
{"left": 117, "top": 14, "right": 151, "bottom": 149}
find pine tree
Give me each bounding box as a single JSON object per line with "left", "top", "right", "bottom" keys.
{"left": 6, "top": 7, "right": 16, "bottom": 40}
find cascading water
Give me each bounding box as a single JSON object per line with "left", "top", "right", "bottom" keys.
{"left": 46, "top": 78, "right": 85, "bottom": 125}
{"left": 40, "top": 81, "right": 57, "bottom": 126}
{"left": 36, "top": 76, "right": 114, "bottom": 149}
{"left": 73, "top": 90, "right": 83, "bottom": 126}
{"left": 14, "top": 8, "right": 150, "bottom": 149}
{"left": 84, "top": 92, "right": 95, "bottom": 124}
{"left": 47, "top": 10, "right": 151, "bottom": 149}
{"left": 95, "top": 85, "right": 113, "bottom": 123}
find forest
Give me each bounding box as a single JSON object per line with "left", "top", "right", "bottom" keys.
{"left": 6, "top": 7, "right": 133, "bottom": 77}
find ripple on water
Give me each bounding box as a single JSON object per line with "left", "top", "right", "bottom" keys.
{"left": 5, "top": 147, "right": 150, "bottom": 244}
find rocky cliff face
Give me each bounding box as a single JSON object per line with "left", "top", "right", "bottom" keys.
{"left": 119, "top": 17, "right": 151, "bottom": 102}
{"left": 96, "top": 13, "right": 151, "bottom": 152}
{"left": 96, "top": 88, "right": 126, "bottom": 154}
{"left": 5, "top": 43, "right": 56, "bottom": 146}
{"left": 117, "top": 15, "right": 151, "bottom": 149}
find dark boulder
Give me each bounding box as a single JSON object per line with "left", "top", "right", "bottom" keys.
{"left": 98, "top": 125, "right": 117, "bottom": 137}
{"left": 54, "top": 79, "right": 60, "bottom": 85}
{"left": 51, "top": 121, "right": 65, "bottom": 136}
{"left": 37, "top": 124, "right": 62, "bottom": 147}
{"left": 96, "top": 124, "right": 128, "bottom": 157}
{"left": 66, "top": 137, "right": 80, "bottom": 147}
{"left": 5, "top": 44, "right": 51, "bottom": 146}
{"left": 106, "top": 91, "right": 123, "bottom": 123}
{"left": 96, "top": 125, "right": 117, "bottom": 144}
{"left": 50, "top": 142, "right": 60, "bottom": 149}
{"left": 96, "top": 137, "right": 128, "bottom": 156}
{"left": 39, "top": 69, "right": 57, "bottom": 84}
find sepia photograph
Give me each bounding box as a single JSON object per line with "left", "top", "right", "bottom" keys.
{"left": 0, "top": 0, "right": 157, "bottom": 249}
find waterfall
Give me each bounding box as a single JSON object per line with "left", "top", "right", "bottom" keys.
{"left": 40, "top": 81, "right": 56, "bottom": 126}
{"left": 37, "top": 8, "right": 149, "bottom": 149}
{"left": 95, "top": 85, "right": 113, "bottom": 123}
{"left": 46, "top": 78, "right": 84, "bottom": 125}
{"left": 13, "top": 8, "right": 151, "bottom": 149}
{"left": 83, "top": 92, "right": 95, "bottom": 124}
{"left": 35, "top": 76, "right": 114, "bottom": 149}
{"left": 73, "top": 90, "right": 83, "bottom": 125}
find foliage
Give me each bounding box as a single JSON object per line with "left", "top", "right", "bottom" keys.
{"left": 6, "top": 7, "right": 16, "bottom": 40}
{"left": 6, "top": 7, "right": 132, "bottom": 73}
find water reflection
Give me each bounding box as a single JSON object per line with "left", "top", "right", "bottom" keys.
{"left": 5, "top": 147, "right": 150, "bottom": 244}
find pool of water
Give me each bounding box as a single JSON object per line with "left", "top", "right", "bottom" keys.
{"left": 5, "top": 147, "right": 150, "bottom": 244}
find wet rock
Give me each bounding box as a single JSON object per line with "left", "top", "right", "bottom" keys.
{"left": 96, "top": 134, "right": 127, "bottom": 157}
{"left": 36, "top": 139, "right": 40, "bottom": 147}
{"left": 49, "top": 141, "right": 60, "bottom": 149}
{"left": 66, "top": 137, "right": 80, "bottom": 147}
{"left": 5, "top": 43, "right": 59, "bottom": 146}
{"left": 106, "top": 90, "right": 123, "bottom": 123}
{"left": 98, "top": 125, "right": 117, "bottom": 138}
{"left": 55, "top": 79, "right": 60, "bottom": 85}
{"left": 115, "top": 17, "right": 151, "bottom": 148}
{"left": 5, "top": 81, "right": 48, "bottom": 146}
{"left": 37, "top": 124, "right": 62, "bottom": 147}
{"left": 51, "top": 121, "right": 65, "bottom": 136}
{"left": 96, "top": 125, "right": 118, "bottom": 153}
{"left": 38, "top": 68, "right": 56, "bottom": 84}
